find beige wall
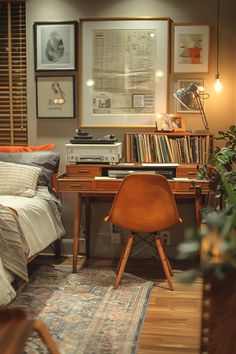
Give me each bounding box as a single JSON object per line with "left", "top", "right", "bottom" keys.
{"left": 26, "top": 0, "right": 236, "bottom": 256}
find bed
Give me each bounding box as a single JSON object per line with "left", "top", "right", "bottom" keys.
{"left": 0, "top": 146, "right": 65, "bottom": 306}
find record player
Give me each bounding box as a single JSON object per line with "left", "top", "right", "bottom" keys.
{"left": 66, "top": 129, "right": 122, "bottom": 164}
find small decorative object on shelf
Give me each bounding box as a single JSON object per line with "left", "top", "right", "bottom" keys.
{"left": 155, "top": 113, "right": 186, "bottom": 132}
{"left": 124, "top": 131, "right": 213, "bottom": 164}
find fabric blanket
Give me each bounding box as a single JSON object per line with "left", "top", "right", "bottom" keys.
{"left": 0, "top": 204, "right": 29, "bottom": 282}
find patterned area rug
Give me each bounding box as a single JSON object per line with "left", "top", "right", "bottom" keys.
{"left": 11, "top": 265, "right": 153, "bottom": 354}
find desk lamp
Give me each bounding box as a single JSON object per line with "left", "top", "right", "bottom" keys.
{"left": 173, "top": 83, "right": 210, "bottom": 132}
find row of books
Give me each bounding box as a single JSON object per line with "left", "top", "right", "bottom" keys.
{"left": 124, "top": 133, "right": 212, "bottom": 164}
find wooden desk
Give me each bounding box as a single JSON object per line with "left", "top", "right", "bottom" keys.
{"left": 57, "top": 165, "right": 211, "bottom": 272}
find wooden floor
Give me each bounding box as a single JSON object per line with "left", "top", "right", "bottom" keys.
{"left": 32, "top": 255, "right": 202, "bottom": 354}
{"left": 136, "top": 270, "right": 202, "bottom": 354}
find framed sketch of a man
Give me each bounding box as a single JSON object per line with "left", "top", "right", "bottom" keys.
{"left": 34, "top": 21, "right": 77, "bottom": 71}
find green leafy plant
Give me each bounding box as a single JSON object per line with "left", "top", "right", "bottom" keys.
{"left": 209, "top": 126, "right": 236, "bottom": 208}
{"left": 214, "top": 124, "right": 236, "bottom": 152}
{"left": 178, "top": 183, "right": 236, "bottom": 283}
{"left": 178, "top": 125, "right": 236, "bottom": 284}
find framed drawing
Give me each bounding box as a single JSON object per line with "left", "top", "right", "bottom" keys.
{"left": 79, "top": 18, "right": 171, "bottom": 127}
{"left": 173, "top": 24, "right": 210, "bottom": 73}
{"left": 34, "top": 21, "right": 77, "bottom": 71}
{"left": 155, "top": 113, "right": 186, "bottom": 132}
{"left": 36, "top": 76, "right": 75, "bottom": 119}
{"left": 175, "top": 79, "right": 204, "bottom": 113}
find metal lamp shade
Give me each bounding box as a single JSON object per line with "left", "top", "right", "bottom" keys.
{"left": 173, "top": 83, "right": 209, "bottom": 132}
{"left": 173, "top": 87, "right": 195, "bottom": 110}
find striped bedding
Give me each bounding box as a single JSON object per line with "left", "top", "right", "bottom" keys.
{"left": 0, "top": 205, "right": 29, "bottom": 282}
{"left": 0, "top": 187, "right": 65, "bottom": 306}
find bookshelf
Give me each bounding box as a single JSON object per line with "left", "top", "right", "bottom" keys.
{"left": 124, "top": 132, "right": 213, "bottom": 165}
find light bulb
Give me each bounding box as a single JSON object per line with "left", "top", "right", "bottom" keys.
{"left": 214, "top": 74, "right": 223, "bottom": 92}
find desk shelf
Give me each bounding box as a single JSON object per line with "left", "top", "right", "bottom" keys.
{"left": 124, "top": 132, "right": 213, "bottom": 165}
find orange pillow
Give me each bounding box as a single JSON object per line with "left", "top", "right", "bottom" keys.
{"left": 0, "top": 144, "right": 55, "bottom": 152}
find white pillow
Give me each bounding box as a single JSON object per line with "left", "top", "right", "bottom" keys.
{"left": 0, "top": 161, "right": 41, "bottom": 197}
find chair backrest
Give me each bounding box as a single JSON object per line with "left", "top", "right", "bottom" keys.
{"left": 106, "top": 174, "right": 180, "bottom": 232}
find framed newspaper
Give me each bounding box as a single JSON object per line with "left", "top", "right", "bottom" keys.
{"left": 79, "top": 18, "right": 171, "bottom": 127}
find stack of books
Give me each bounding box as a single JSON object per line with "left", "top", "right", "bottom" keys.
{"left": 124, "top": 133, "right": 211, "bottom": 164}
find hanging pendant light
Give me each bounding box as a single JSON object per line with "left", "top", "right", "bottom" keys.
{"left": 214, "top": 0, "right": 223, "bottom": 92}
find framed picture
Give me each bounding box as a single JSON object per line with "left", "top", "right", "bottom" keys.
{"left": 79, "top": 18, "right": 171, "bottom": 127}
{"left": 36, "top": 76, "right": 75, "bottom": 119}
{"left": 175, "top": 79, "right": 204, "bottom": 113}
{"left": 169, "top": 114, "right": 186, "bottom": 131}
{"left": 173, "top": 24, "right": 210, "bottom": 73}
{"left": 155, "top": 114, "right": 186, "bottom": 132}
{"left": 34, "top": 21, "right": 77, "bottom": 71}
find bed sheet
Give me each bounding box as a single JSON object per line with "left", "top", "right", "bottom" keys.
{"left": 0, "top": 189, "right": 65, "bottom": 257}
{"left": 0, "top": 188, "right": 65, "bottom": 305}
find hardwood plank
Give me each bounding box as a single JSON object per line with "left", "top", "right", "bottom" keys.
{"left": 137, "top": 275, "right": 202, "bottom": 354}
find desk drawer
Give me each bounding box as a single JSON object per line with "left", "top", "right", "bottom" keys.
{"left": 95, "top": 180, "right": 122, "bottom": 191}
{"left": 57, "top": 180, "right": 93, "bottom": 191}
{"left": 177, "top": 182, "right": 209, "bottom": 192}
{"left": 176, "top": 167, "right": 198, "bottom": 178}
{"left": 66, "top": 165, "right": 101, "bottom": 177}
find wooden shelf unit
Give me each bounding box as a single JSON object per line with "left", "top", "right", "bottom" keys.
{"left": 124, "top": 131, "right": 213, "bottom": 165}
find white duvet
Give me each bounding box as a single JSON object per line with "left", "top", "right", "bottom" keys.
{"left": 0, "top": 187, "right": 65, "bottom": 305}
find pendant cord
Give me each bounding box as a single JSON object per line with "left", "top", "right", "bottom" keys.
{"left": 216, "top": 0, "right": 220, "bottom": 75}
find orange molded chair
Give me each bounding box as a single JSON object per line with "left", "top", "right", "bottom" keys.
{"left": 104, "top": 174, "right": 182, "bottom": 290}
{"left": 0, "top": 307, "right": 60, "bottom": 354}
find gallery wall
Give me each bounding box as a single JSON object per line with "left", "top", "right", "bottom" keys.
{"left": 26, "top": 0, "right": 236, "bottom": 256}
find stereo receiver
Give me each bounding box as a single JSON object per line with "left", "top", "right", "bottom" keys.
{"left": 66, "top": 142, "right": 122, "bottom": 164}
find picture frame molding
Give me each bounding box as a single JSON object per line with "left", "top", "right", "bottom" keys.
{"left": 36, "top": 75, "right": 75, "bottom": 119}
{"left": 79, "top": 17, "right": 171, "bottom": 128}
{"left": 34, "top": 21, "right": 77, "bottom": 71}
{"left": 173, "top": 23, "right": 210, "bottom": 73}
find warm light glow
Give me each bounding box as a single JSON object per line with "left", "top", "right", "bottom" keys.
{"left": 214, "top": 74, "right": 223, "bottom": 92}
{"left": 155, "top": 70, "right": 164, "bottom": 78}
{"left": 86, "top": 79, "right": 95, "bottom": 87}
{"left": 197, "top": 85, "right": 204, "bottom": 92}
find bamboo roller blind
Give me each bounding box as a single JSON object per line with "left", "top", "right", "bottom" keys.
{"left": 0, "top": 1, "right": 27, "bottom": 145}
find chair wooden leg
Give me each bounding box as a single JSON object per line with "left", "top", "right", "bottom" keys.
{"left": 116, "top": 235, "right": 130, "bottom": 274}
{"left": 155, "top": 236, "right": 174, "bottom": 291}
{"left": 33, "top": 320, "right": 60, "bottom": 354}
{"left": 114, "top": 234, "right": 134, "bottom": 289}
{"left": 155, "top": 233, "right": 173, "bottom": 276}
{"left": 162, "top": 245, "right": 173, "bottom": 276}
